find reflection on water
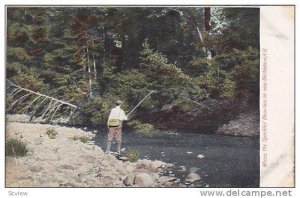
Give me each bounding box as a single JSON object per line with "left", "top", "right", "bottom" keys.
{"left": 93, "top": 129, "right": 259, "bottom": 187}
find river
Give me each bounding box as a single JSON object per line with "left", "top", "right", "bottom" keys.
{"left": 93, "top": 129, "right": 259, "bottom": 188}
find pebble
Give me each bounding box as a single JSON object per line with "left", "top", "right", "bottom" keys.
{"left": 197, "top": 154, "right": 205, "bottom": 159}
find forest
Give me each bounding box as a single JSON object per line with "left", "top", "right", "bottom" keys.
{"left": 6, "top": 7, "right": 260, "bottom": 133}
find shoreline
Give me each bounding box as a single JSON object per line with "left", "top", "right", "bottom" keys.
{"left": 5, "top": 118, "right": 183, "bottom": 187}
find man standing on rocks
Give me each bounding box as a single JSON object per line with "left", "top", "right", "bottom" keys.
{"left": 106, "top": 100, "right": 128, "bottom": 155}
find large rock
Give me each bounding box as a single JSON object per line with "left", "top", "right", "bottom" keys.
{"left": 158, "top": 176, "right": 176, "bottom": 185}
{"left": 134, "top": 173, "right": 155, "bottom": 187}
{"left": 216, "top": 110, "right": 259, "bottom": 136}
{"left": 152, "top": 160, "right": 166, "bottom": 170}
{"left": 123, "top": 174, "right": 135, "bottom": 186}
{"left": 185, "top": 173, "right": 201, "bottom": 183}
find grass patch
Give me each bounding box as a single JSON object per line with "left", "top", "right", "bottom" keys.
{"left": 46, "top": 127, "right": 58, "bottom": 139}
{"left": 71, "top": 135, "right": 79, "bottom": 141}
{"left": 71, "top": 135, "right": 89, "bottom": 143}
{"left": 125, "top": 148, "right": 140, "bottom": 162}
{"left": 5, "top": 138, "right": 28, "bottom": 157}
{"left": 79, "top": 136, "right": 89, "bottom": 143}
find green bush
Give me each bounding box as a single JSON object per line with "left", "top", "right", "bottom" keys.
{"left": 71, "top": 135, "right": 79, "bottom": 141}
{"left": 128, "top": 120, "right": 160, "bottom": 137}
{"left": 79, "top": 136, "right": 89, "bottom": 143}
{"left": 125, "top": 148, "right": 140, "bottom": 162}
{"left": 5, "top": 138, "right": 28, "bottom": 157}
{"left": 46, "top": 127, "right": 58, "bottom": 139}
{"left": 71, "top": 135, "right": 89, "bottom": 143}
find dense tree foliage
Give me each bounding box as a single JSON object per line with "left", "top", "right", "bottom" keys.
{"left": 6, "top": 7, "right": 259, "bottom": 128}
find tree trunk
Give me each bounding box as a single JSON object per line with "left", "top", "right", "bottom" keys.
{"left": 205, "top": 7, "right": 211, "bottom": 31}
{"left": 93, "top": 53, "right": 97, "bottom": 80}
{"left": 87, "top": 47, "right": 93, "bottom": 100}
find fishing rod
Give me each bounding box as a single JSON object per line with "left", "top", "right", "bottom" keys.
{"left": 127, "top": 90, "right": 158, "bottom": 117}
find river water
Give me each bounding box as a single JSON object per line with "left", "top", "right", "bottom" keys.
{"left": 93, "top": 129, "right": 259, "bottom": 188}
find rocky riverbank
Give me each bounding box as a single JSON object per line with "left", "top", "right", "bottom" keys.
{"left": 6, "top": 115, "right": 190, "bottom": 187}
{"left": 216, "top": 110, "right": 259, "bottom": 136}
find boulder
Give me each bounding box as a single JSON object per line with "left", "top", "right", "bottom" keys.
{"left": 158, "top": 176, "right": 176, "bottom": 184}
{"left": 216, "top": 110, "right": 259, "bottom": 136}
{"left": 137, "top": 159, "right": 152, "bottom": 169}
{"left": 134, "top": 173, "right": 155, "bottom": 187}
{"left": 152, "top": 160, "right": 165, "bottom": 169}
{"left": 185, "top": 173, "right": 201, "bottom": 183}
{"left": 123, "top": 174, "right": 135, "bottom": 186}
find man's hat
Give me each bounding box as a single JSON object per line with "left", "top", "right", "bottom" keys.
{"left": 116, "top": 100, "right": 123, "bottom": 105}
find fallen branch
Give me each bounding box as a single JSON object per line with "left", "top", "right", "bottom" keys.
{"left": 9, "top": 93, "right": 32, "bottom": 111}
{"left": 7, "top": 80, "right": 78, "bottom": 123}
{"left": 7, "top": 80, "right": 78, "bottom": 108}
{"left": 19, "top": 95, "right": 42, "bottom": 114}
{"left": 50, "top": 104, "right": 63, "bottom": 121}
